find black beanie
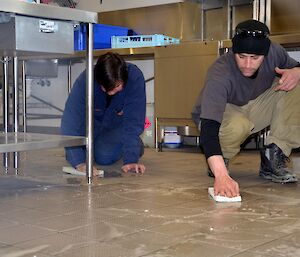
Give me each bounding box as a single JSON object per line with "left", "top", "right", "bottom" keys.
{"left": 232, "top": 19, "right": 271, "bottom": 56}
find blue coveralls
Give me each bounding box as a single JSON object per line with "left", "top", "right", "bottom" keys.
{"left": 61, "top": 63, "right": 146, "bottom": 168}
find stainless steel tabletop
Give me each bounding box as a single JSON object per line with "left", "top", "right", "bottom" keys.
{"left": 0, "top": 0, "right": 97, "bottom": 23}
{"left": 0, "top": 132, "right": 86, "bottom": 153}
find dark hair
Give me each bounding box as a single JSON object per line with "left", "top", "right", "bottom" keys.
{"left": 94, "top": 52, "right": 128, "bottom": 92}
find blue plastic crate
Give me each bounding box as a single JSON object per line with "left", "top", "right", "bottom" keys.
{"left": 74, "top": 24, "right": 130, "bottom": 51}
{"left": 111, "top": 34, "right": 180, "bottom": 49}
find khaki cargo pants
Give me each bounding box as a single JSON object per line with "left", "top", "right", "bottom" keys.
{"left": 220, "top": 79, "right": 300, "bottom": 159}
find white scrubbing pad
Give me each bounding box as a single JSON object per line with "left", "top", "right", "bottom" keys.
{"left": 208, "top": 187, "right": 242, "bottom": 202}
{"left": 62, "top": 166, "right": 104, "bottom": 177}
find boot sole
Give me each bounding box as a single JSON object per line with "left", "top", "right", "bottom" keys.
{"left": 259, "top": 170, "right": 298, "bottom": 183}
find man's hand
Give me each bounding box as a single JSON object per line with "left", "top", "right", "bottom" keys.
{"left": 214, "top": 174, "right": 240, "bottom": 198}
{"left": 207, "top": 155, "right": 240, "bottom": 197}
{"left": 76, "top": 163, "right": 99, "bottom": 176}
{"left": 122, "top": 163, "right": 145, "bottom": 174}
{"left": 274, "top": 67, "right": 300, "bottom": 91}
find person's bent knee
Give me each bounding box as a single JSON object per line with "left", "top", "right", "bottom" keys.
{"left": 95, "top": 154, "right": 122, "bottom": 165}
{"left": 230, "top": 119, "right": 252, "bottom": 138}
{"left": 220, "top": 116, "right": 253, "bottom": 141}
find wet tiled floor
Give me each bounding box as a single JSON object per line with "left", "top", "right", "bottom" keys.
{"left": 0, "top": 148, "right": 299, "bottom": 257}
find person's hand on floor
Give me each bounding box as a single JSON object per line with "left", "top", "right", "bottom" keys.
{"left": 208, "top": 155, "right": 240, "bottom": 197}
{"left": 122, "top": 163, "right": 146, "bottom": 174}
{"left": 214, "top": 174, "right": 240, "bottom": 198}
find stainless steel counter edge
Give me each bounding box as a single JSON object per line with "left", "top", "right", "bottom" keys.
{"left": 0, "top": 132, "right": 86, "bottom": 153}
{"left": 0, "top": 0, "right": 97, "bottom": 23}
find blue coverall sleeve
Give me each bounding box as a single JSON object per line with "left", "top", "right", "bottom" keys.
{"left": 122, "top": 66, "right": 146, "bottom": 164}
{"left": 61, "top": 72, "right": 87, "bottom": 167}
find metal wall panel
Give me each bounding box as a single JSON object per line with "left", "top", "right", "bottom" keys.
{"left": 99, "top": 2, "right": 202, "bottom": 41}
{"left": 270, "top": 0, "right": 300, "bottom": 35}
{"left": 155, "top": 41, "right": 219, "bottom": 119}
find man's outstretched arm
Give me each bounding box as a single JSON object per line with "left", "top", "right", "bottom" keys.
{"left": 200, "top": 119, "right": 240, "bottom": 197}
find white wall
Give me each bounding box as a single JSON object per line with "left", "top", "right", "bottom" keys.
{"left": 76, "top": 0, "right": 184, "bottom": 12}
{"left": 288, "top": 51, "right": 300, "bottom": 62}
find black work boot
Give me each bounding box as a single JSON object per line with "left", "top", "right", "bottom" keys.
{"left": 259, "top": 143, "right": 298, "bottom": 183}
{"left": 207, "top": 158, "right": 229, "bottom": 178}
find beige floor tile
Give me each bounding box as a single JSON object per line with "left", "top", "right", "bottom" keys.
{"left": 55, "top": 241, "right": 138, "bottom": 257}
{"left": 0, "top": 245, "right": 51, "bottom": 257}
{"left": 15, "top": 233, "right": 93, "bottom": 256}
{"left": 0, "top": 202, "right": 28, "bottom": 215}
{"left": 106, "top": 212, "right": 172, "bottom": 230}
{"left": 0, "top": 148, "right": 299, "bottom": 257}
{"left": 105, "top": 199, "right": 167, "bottom": 216}
{"left": 248, "top": 231, "right": 300, "bottom": 256}
{"left": 146, "top": 220, "right": 208, "bottom": 237}
{"left": 64, "top": 221, "right": 138, "bottom": 241}
{"left": 33, "top": 211, "right": 105, "bottom": 231}
{"left": 0, "top": 217, "right": 18, "bottom": 229}
{"left": 185, "top": 229, "right": 286, "bottom": 252}
{"left": 106, "top": 230, "right": 180, "bottom": 256}
{"left": 230, "top": 250, "right": 273, "bottom": 257}
{"left": 143, "top": 240, "right": 239, "bottom": 257}
{"left": 0, "top": 224, "right": 54, "bottom": 244}
{"left": 230, "top": 217, "right": 300, "bottom": 234}
{"left": 119, "top": 186, "right": 203, "bottom": 205}
{"left": 0, "top": 208, "right": 62, "bottom": 225}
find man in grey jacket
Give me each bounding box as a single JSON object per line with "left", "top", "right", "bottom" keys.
{"left": 192, "top": 19, "right": 300, "bottom": 198}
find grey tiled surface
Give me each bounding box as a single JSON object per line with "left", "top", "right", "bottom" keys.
{"left": 0, "top": 148, "right": 299, "bottom": 257}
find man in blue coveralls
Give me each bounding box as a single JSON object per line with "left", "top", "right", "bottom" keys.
{"left": 61, "top": 52, "right": 146, "bottom": 175}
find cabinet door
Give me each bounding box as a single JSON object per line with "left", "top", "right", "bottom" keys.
{"left": 155, "top": 41, "right": 218, "bottom": 120}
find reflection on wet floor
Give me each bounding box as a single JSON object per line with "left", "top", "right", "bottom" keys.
{"left": 0, "top": 148, "right": 299, "bottom": 257}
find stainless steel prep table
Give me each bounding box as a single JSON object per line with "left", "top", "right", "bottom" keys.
{"left": 0, "top": 0, "right": 97, "bottom": 183}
